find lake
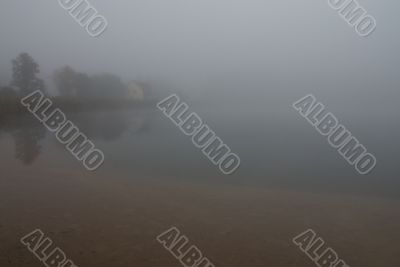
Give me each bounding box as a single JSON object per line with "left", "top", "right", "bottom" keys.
{"left": 1, "top": 106, "right": 398, "bottom": 199}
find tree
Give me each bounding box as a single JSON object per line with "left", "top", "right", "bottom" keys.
{"left": 54, "top": 67, "right": 128, "bottom": 99}
{"left": 11, "top": 53, "right": 46, "bottom": 95}
{"left": 53, "top": 66, "right": 76, "bottom": 97}
{"left": 54, "top": 66, "right": 92, "bottom": 98}
{"left": 90, "top": 73, "right": 128, "bottom": 99}
{"left": 74, "top": 72, "right": 92, "bottom": 98}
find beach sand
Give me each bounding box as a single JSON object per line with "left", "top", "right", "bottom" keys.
{"left": 1, "top": 167, "right": 399, "bottom": 267}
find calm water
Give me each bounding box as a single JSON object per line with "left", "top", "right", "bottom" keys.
{"left": 0, "top": 106, "right": 398, "bottom": 198}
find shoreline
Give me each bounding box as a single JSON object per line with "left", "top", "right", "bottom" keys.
{"left": 1, "top": 167, "right": 399, "bottom": 266}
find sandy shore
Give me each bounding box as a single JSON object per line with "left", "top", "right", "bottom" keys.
{"left": 1, "top": 167, "right": 399, "bottom": 267}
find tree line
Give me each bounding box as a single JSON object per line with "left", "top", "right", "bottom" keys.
{"left": 0, "top": 52, "right": 151, "bottom": 115}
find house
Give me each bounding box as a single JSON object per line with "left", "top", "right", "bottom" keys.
{"left": 127, "top": 81, "right": 144, "bottom": 101}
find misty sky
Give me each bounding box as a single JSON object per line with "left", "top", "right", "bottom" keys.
{"left": 0, "top": 0, "right": 399, "bottom": 114}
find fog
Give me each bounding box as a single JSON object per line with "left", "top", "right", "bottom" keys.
{"left": 1, "top": 0, "right": 399, "bottom": 113}
{"left": 1, "top": 1, "right": 399, "bottom": 184}
{"left": 2, "top": 4, "right": 400, "bottom": 266}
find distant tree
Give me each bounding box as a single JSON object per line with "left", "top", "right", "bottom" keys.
{"left": 53, "top": 66, "right": 76, "bottom": 97}
{"left": 11, "top": 53, "right": 46, "bottom": 95}
{"left": 54, "top": 66, "right": 92, "bottom": 98}
{"left": 90, "top": 73, "right": 128, "bottom": 99}
{"left": 55, "top": 67, "right": 128, "bottom": 99}
{"left": 75, "top": 72, "right": 92, "bottom": 98}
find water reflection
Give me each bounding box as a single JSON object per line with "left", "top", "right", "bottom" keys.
{"left": 0, "top": 114, "right": 47, "bottom": 165}
{"left": 69, "top": 110, "right": 153, "bottom": 141}
{"left": 13, "top": 117, "right": 47, "bottom": 165}
{"left": 0, "top": 107, "right": 399, "bottom": 198}
{"left": 0, "top": 109, "right": 154, "bottom": 165}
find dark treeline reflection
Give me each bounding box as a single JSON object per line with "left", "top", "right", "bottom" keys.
{"left": 1, "top": 115, "right": 47, "bottom": 165}
{"left": 69, "top": 109, "right": 154, "bottom": 141}
{"left": 0, "top": 52, "right": 157, "bottom": 166}
{"left": 0, "top": 109, "right": 154, "bottom": 165}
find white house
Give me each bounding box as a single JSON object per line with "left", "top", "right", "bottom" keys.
{"left": 127, "top": 81, "right": 144, "bottom": 101}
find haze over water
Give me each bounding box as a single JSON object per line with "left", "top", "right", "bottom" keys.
{"left": 1, "top": 1, "right": 400, "bottom": 267}
{"left": 1, "top": 106, "right": 398, "bottom": 198}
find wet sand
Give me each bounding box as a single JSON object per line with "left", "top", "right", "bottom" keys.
{"left": 1, "top": 166, "right": 400, "bottom": 267}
